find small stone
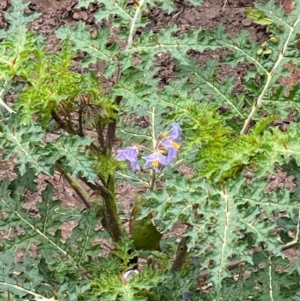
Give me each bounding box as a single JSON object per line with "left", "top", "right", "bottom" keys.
{"left": 0, "top": 0, "right": 8, "bottom": 10}
{"left": 73, "top": 11, "right": 88, "bottom": 21}
{"left": 242, "top": 18, "right": 252, "bottom": 27}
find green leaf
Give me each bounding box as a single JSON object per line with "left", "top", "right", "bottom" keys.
{"left": 76, "top": 0, "right": 96, "bottom": 8}
{"left": 55, "top": 22, "right": 118, "bottom": 77}
{"left": 245, "top": 8, "right": 274, "bottom": 25}
{"left": 220, "top": 252, "right": 295, "bottom": 300}
{"left": 0, "top": 120, "right": 53, "bottom": 175}
{"left": 3, "top": 0, "right": 41, "bottom": 30}
{"left": 147, "top": 174, "right": 297, "bottom": 293}
{"left": 0, "top": 180, "right": 100, "bottom": 300}
{"left": 282, "top": 159, "right": 300, "bottom": 200}
{"left": 94, "top": 0, "right": 132, "bottom": 23}
{"left": 50, "top": 135, "right": 97, "bottom": 183}
{"left": 130, "top": 193, "right": 162, "bottom": 250}
{"left": 0, "top": 0, "right": 42, "bottom": 113}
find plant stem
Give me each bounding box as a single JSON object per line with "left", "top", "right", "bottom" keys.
{"left": 57, "top": 165, "right": 91, "bottom": 209}
{"left": 51, "top": 109, "right": 77, "bottom": 135}
{"left": 125, "top": 0, "right": 146, "bottom": 50}
{"left": 149, "top": 169, "right": 156, "bottom": 191}
{"left": 170, "top": 235, "right": 189, "bottom": 272}
{"left": 80, "top": 177, "right": 123, "bottom": 242}
{"left": 149, "top": 107, "right": 157, "bottom": 190}
{"left": 99, "top": 87, "right": 123, "bottom": 240}
{"left": 105, "top": 95, "right": 122, "bottom": 154}
{"left": 101, "top": 176, "right": 123, "bottom": 242}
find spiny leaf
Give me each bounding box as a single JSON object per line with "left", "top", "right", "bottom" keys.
{"left": 49, "top": 135, "right": 97, "bottom": 183}
{"left": 282, "top": 159, "right": 300, "bottom": 200}
{"left": 55, "top": 22, "right": 118, "bottom": 77}
{"left": 2, "top": 0, "right": 41, "bottom": 31}
{"left": 94, "top": 0, "right": 132, "bottom": 24}
{"left": 147, "top": 174, "right": 297, "bottom": 292}
{"left": 0, "top": 180, "right": 99, "bottom": 300}
{"left": 220, "top": 252, "right": 293, "bottom": 300}
{"left": 0, "top": 120, "right": 53, "bottom": 175}
{"left": 91, "top": 265, "right": 167, "bottom": 301}
{"left": 0, "top": 117, "right": 97, "bottom": 182}
{"left": 0, "top": 0, "right": 42, "bottom": 113}
{"left": 143, "top": 0, "right": 181, "bottom": 14}
{"left": 176, "top": 58, "right": 244, "bottom": 118}
{"left": 111, "top": 67, "right": 160, "bottom": 111}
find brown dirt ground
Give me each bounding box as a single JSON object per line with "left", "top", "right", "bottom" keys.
{"left": 0, "top": 0, "right": 296, "bottom": 257}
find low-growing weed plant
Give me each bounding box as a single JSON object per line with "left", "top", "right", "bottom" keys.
{"left": 1, "top": 0, "right": 300, "bottom": 300}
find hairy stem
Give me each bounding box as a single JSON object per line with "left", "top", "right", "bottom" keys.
{"left": 170, "top": 235, "right": 189, "bottom": 272}
{"left": 51, "top": 109, "right": 77, "bottom": 135}
{"left": 101, "top": 177, "right": 123, "bottom": 242}
{"left": 105, "top": 95, "right": 122, "bottom": 153}
{"left": 57, "top": 165, "right": 91, "bottom": 209}
{"left": 81, "top": 178, "right": 123, "bottom": 242}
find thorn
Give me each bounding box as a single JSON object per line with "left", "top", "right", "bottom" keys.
{"left": 7, "top": 290, "right": 11, "bottom": 301}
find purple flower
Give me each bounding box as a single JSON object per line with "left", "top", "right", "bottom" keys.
{"left": 180, "top": 292, "right": 191, "bottom": 300}
{"left": 143, "top": 152, "right": 168, "bottom": 171}
{"left": 160, "top": 123, "right": 182, "bottom": 163}
{"left": 115, "top": 147, "right": 140, "bottom": 171}
{"left": 122, "top": 269, "right": 139, "bottom": 282}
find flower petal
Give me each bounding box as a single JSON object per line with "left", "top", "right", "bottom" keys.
{"left": 166, "top": 146, "right": 177, "bottom": 164}
{"left": 115, "top": 147, "right": 140, "bottom": 171}
{"left": 159, "top": 123, "right": 182, "bottom": 164}
{"left": 143, "top": 153, "right": 168, "bottom": 170}
{"left": 169, "top": 123, "right": 182, "bottom": 141}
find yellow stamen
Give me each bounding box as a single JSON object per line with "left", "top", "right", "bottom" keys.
{"left": 152, "top": 160, "right": 159, "bottom": 167}
{"left": 172, "top": 141, "right": 180, "bottom": 150}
